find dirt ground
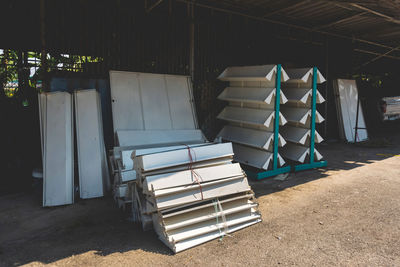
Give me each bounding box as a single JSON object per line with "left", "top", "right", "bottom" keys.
{"left": 1, "top": 134, "right": 400, "bottom": 266}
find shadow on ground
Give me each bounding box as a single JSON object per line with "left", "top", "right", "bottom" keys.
{"left": 0, "top": 194, "right": 173, "bottom": 266}
{"left": 251, "top": 130, "right": 400, "bottom": 198}
{"left": 1, "top": 131, "right": 400, "bottom": 266}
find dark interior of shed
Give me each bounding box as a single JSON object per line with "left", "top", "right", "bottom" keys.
{"left": 1, "top": 0, "right": 400, "bottom": 194}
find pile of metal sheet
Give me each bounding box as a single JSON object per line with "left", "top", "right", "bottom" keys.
{"left": 108, "top": 70, "right": 202, "bottom": 208}
{"left": 132, "top": 142, "right": 260, "bottom": 253}
{"left": 333, "top": 79, "right": 368, "bottom": 142}
{"left": 280, "top": 68, "right": 326, "bottom": 163}
{"left": 216, "top": 65, "right": 289, "bottom": 171}
{"left": 110, "top": 129, "right": 206, "bottom": 209}
{"left": 108, "top": 70, "right": 261, "bottom": 253}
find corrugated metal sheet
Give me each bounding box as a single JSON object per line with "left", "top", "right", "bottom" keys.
{"left": 39, "top": 92, "right": 74, "bottom": 207}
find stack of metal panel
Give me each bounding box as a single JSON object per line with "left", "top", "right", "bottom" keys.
{"left": 110, "top": 129, "right": 206, "bottom": 209}
{"left": 108, "top": 71, "right": 261, "bottom": 252}
{"left": 280, "top": 68, "right": 327, "bottom": 170}
{"left": 39, "top": 92, "right": 74, "bottom": 207}
{"left": 132, "top": 142, "right": 261, "bottom": 253}
{"left": 108, "top": 71, "right": 201, "bottom": 208}
{"left": 216, "top": 65, "right": 289, "bottom": 174}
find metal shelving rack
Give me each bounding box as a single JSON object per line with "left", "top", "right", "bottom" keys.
{"left": 280, "top": 67, "right": 327, "bottom": 172}
{"left": 217, "top": 64, "right": 291, "bottom": 180}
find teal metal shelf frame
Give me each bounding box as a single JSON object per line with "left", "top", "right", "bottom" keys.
{"left": 293, "top": 67, "right": 327, "bottom": 172}
{"left": 246, "top": 64, "right": 291, "bottom": 180}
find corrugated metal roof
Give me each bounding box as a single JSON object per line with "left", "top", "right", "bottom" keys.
{"left": 193, "top": 0, "right": 400, "bottom": 50}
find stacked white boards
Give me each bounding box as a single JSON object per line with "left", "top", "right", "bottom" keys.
{"left": 74, "top": 89, "right": 110, "bottom": 199}
{"left": 108, "top": 70, "right": 261, "bottom": 253}
{"left": 133, "top": 143, "right": 260, "bottom": 253}
{"left": 280, "top": 67, "right": 327, "bottom": 171}
{"left": 110, "top": 129, "right": 206, "bottom": 208}
{"left": 39, "top": 92, "right": 74, "bottom": 206}
{"left": 333, "top": 79, "right": 368, "bottom": 143}
{"left": 108, "top": 71, "right": 201, "bottom": 207}
{"left": 216, "top": 65, "right": 291, "bottom": 179}
{"left": 39, "top": 90, "right": 110, "bottom": 206}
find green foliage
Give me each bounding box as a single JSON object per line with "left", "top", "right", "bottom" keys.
{"left": 353, "top": 73, "right": 387, "bottom": 89}
{"left": 0, "top": 49, "right": 103, "bottom": 98}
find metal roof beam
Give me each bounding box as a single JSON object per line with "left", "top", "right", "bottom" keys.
{"left": 145, "top": 0, "right": 164, "bottom": 13}
{"left": 354, "top": 49, "right": 400, "bottom": 61}
{"left": 359, "top": 44, "right": 400, "bottom": 67}
{"left": 319, "top": 1, "right": 400, "bottom": 25}
{"left": 177, "top": 0, "right": 400, "bottom": 54}
{"left": 313, "top": 11, "right": 368, "bottom": 30}
{"left": 350, "top": 3, "right": 400, "bottom": 25}
{"left": 262, "top": 0, "right": 310, "bottom": 18}
{"left": 361, "top": 28, "right": 400, "bottom": 40}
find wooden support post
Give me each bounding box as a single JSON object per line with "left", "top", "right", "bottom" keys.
{"left": 324, "top": 38, "right": 329, "bottom": 138}
{"left": 40, "top": 0, "right": 47, "bottom": 92}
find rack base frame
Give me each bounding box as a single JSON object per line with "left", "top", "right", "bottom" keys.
{"left": 293, "top": 160, "right": 327, "bottom": 172}
{"left": 245, "top": 166, "right": 291, "bottom": 180}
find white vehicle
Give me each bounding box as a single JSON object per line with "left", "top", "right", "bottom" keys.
{"left": 381, "top": 96, "right": 400, "bottom": 121}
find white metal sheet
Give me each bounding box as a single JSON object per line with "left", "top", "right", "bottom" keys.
{"left": 109, "top": 71, "right": 144, "bottom": 131}
{"left": 74, "top": 89, "right": 108, "bottom": 199}
{"left": 161, "top": 192, "right": 254, "bottom": 218}
{"left": 165, "top": 75, "right": 198, "bottom": 129}
{"left": 281, "top": 143, "right": 323, "bottom": 163}
{"left": 284, "top": 68, "right": 326, "bottom": 84}
{"left": 217, "top": 106, "right": 287, "bottom": 129}
{"left": 116, "top": 129, "right": 204, "bottom": 147}
{"left": 154, "top": 176, "right": 245, "bottom": 197}
{"left": 110, "top": 71, "right": 197, "bottom": 133}
{"left": 140, "top": 73, "right": 173, "bottom": 129}
{"left": 280, "top": 125, "right": 323, "bottom": 145}
{"left": 38, "top": 93, "right": 47, "bottom": 158}
{"left": 121, "top": 150, "right": 134, "bottom": 170}
{"left": 335, "top": 79, "right": 368, "bottom": 142}
{"left": 217, "top": 125, "right": 285, "bottom": 151}
{"left": 218, "top": 65, "right": 289, "bottom": 82}
{"left": 232, "top": 144, "right": 285, "bottom": 170}
{"left": 120, "top": 169, "right": 137, "bottom": 183}
{"left": 140, "top": 158, "right": 233, "bottom": 177}
{"left": 132, "top": 143, "right": 209, "bottom": 158}
{"left": 136, "top": 143, "right": 234, "bottom": 172}
{"left": 218, "top": 87, "right": 288, "bottom": 105}
{"left": 172, "top": 217, "right": 261, "bottom": 253}
{"left": 115, "top": 184, "right": 128, "bottom": 198}
{"left": 41, "top": 92, "right": 74, "bottom": 206}
{"left": 167, "top": 211, "right": 260, "bottom": 243}
{"left": 163, "top": 198, "right": 255, "bottom": 231}
{"left": 144, "top": 163, "right": 243, "bottom": 193}
{"left": 282, "top": 88, "right": 325, "bottom": 105}
{"left": 281, "top": 106, "right": 324, "bottom": 125}
{"left": 154, "top": 177, "right": 250, "bottom": 210}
